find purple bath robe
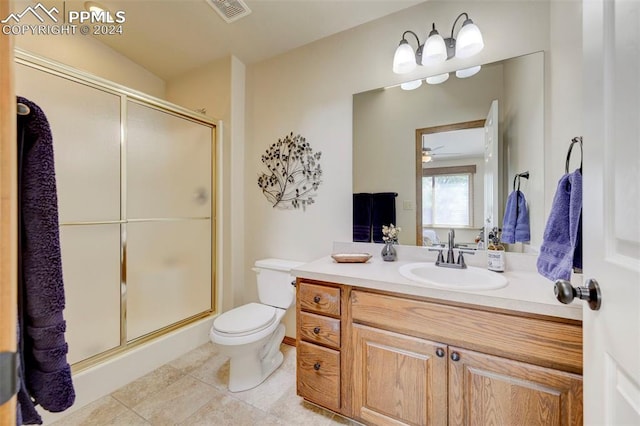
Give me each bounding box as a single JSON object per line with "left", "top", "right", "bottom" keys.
{"left": 16, "top": 96, "right": 75, "bottom": 424}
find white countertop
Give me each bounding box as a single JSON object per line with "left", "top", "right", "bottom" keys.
{"left": 292, "top": 242, "right": 582, "bottom": 321}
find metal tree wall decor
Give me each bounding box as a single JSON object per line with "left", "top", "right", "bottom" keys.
{"left": 258, "top": 132, "right": 323, "bottom": 210}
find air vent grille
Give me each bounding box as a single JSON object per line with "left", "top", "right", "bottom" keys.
{"left": 205, "top": 0, "right": 252, "bottom": 23}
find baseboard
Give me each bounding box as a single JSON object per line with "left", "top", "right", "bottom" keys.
{"left": 283, "top": 336, "right": 297, "bottom": 347}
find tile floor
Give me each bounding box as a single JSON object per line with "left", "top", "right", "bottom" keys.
{"left": 51, "top": 343, "right": 359, "bottom": 426}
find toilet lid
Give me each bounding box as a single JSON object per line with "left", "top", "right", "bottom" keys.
{"left": 213, "top": 303, "right": 277, "bottom": 334}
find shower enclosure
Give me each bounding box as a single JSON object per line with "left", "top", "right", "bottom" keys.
{"left": 15, "top": 51, "right": 216, "bottom": 368}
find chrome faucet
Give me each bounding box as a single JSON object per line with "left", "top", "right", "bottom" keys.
{"left": 447, "top": 229, "right": 456, "bottom": 264}
{"left": 428, "top": 228, "right": 475, "bottom": 269}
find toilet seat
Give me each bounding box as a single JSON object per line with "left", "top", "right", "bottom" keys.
{"left": 213, "top": 303, "right": 277, "bottom": 336}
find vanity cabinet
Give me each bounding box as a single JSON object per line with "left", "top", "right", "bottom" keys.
{"left": 296, "top": 281, "right": 583, "bottom": 425}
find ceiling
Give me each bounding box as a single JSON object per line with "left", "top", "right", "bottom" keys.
{"left": 39, "top": 0, "right": 423, "bottom": 80}
{"left": 423, "top": 127, "right": 485, "bottom": 161}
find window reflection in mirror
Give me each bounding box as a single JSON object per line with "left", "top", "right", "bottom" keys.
{"left": 416, "top": 121, "right": 484, "bottom": 247}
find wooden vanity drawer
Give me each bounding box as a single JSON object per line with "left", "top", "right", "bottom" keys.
{"left": 351, "top": 290, "right": 583, "bottom": 374}
{"left": 299, "top": 311, "right": 341, "bottom": 349}
{"left": 297, "top": 341, "right": 340, "bottom": 412}
{"left": 299, "top": 281, "right": 341, "bottom": 316}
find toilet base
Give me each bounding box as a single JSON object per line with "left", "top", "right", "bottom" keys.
{"left": 227, "top": 324, "right": 286, "bottom": 392}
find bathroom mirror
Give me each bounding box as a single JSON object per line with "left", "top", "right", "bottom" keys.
{"left": 353, "top": 51, "right": 544, "bottom": 252}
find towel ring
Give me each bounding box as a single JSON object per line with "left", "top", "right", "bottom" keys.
{"left": 513, "top": 171, "right": 530, "bottom": 192}
{"left": 565, "top": 136, "right": 583, "bottom": 173}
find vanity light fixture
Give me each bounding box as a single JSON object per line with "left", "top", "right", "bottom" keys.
{"left": 392, "top": 12, "right": 484, "bottom": 74}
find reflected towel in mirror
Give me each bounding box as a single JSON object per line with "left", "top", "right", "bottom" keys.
{"left": 501, "top": 190, "right": 530, "bottom": 243}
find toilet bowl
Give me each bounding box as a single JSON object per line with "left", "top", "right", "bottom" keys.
{"left": 209, "top": 258, "right": 303, "bottom": 392}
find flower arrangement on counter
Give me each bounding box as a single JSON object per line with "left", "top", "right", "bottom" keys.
{"left": 382, "top": 223, "right": 401, "bottom": 243}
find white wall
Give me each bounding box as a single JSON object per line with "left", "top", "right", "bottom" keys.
{"left": 546, "top": 0, "right": 583, "bottom": 213}
{"left": 246, "top": 0, "right": 557, "bottom": 337}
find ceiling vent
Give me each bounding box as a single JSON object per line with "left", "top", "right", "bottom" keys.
{"left": 205, "top": 0, "right": 251, "bottom": 23}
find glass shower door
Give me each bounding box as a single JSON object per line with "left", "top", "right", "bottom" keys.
{"left": 125, "top": 101, "right": 213, "bottom": 341}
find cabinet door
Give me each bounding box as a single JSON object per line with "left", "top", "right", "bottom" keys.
{"left": 449, "top": 347, "right": 583, "bottom": 426}
{"left": 352, "top": 324, "right": 447, "bottom": 426}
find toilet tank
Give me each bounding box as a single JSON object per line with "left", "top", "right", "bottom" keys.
{"left": 254, "top": 258, "right": 305, "bottom": 309}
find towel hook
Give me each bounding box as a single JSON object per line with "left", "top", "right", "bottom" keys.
{"left": 565, "top": 136, "right": 583, "bottom": 174}
{"left": 513, "top": 171, "right": 530, "bottom": 192}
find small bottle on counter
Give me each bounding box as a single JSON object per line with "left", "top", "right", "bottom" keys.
{"left": 487, "top": 228, "right": 505, "bottom": 272}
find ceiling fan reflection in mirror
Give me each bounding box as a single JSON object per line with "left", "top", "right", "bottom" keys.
{"left": 422, "top": 145, "right": 462, "bottom": 162}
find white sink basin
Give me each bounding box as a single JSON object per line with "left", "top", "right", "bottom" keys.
{"left": 398, "top": 262, "right": 508, "bottom": 291}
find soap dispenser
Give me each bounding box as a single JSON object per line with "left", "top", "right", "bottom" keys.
{"left": 487, "top": 228, "right": 505, "bottom": 272}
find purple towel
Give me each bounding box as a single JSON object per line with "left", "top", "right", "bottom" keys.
{"left": 501, "top": 190, "right": 530, "bottom": 244}
{"left": 16, "top": 96, "right": 75, "bottom": 424}
{"left": 537, "top": 169, "right": 582, "bottom": 281}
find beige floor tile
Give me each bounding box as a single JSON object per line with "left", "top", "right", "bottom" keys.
{"left": 188, "top": 351, "right": 230, "bottom": 391}
{"left": 111, "top": 364, "right": 184, "bottom": 409}
{"left": 169, "top": 342, "right": 218, "bottom": 376}
{"left": 53, "top": 343, "right": 347, "bottom": 426}
{"left": 50, "top": 396, "right": 129, "bottom": 426}
{"left": 180, "top": 389, "right": 283, "bottom": 426}
{"left": 131, "top": 375, "right": 218, "bottom": 425}
{"left": 229, "top": 360, "right": 296, "bottom": 412}
{"left": 268, "top": 390, "right": 336, "bottom": 426}
{"left": 103, "top": 409, "right": 150, "bottom": 425}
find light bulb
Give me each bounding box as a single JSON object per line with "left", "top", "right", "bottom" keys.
{"left": 393, "top": 40, "right": 417, "bottom": 74}
{"left": 455, "top": 19, "right": 484, "bottom": 59}
{"left": 456, "top": 65, "right": 481, "bottom": 78}
{"left": 426, "top": 73, "right": 450, "bottom": 85}
{"left": 422, "top": 25, "right": 447, "bottom": 66}
{"left": 400, "top": 79, "right": 423, "bottom": 90}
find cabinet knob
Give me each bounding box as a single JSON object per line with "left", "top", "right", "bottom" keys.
{"left": 451, "top": 352, "right": 461, "bottom": 362}
{"left": 313, "top": 362, "right": 321, "bottom": 371}
{"left": 313, "top": 295, "right": 321, "bottom": 303}
{"left": 313, "top": 327, "right": 321, "bottom": 335}
{"left": 435, "top": 348, "right": 445, "bottom": 358}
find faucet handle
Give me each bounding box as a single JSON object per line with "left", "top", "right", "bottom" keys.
{"left": 457, "top": 252, "right": 467, "bottom": 268}
{"left": 455, "top": 248, "right": 476, "bottom": 255}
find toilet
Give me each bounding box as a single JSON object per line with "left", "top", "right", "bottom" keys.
{"left": 209, "top": 258, "right": 304, "bottom": 392}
